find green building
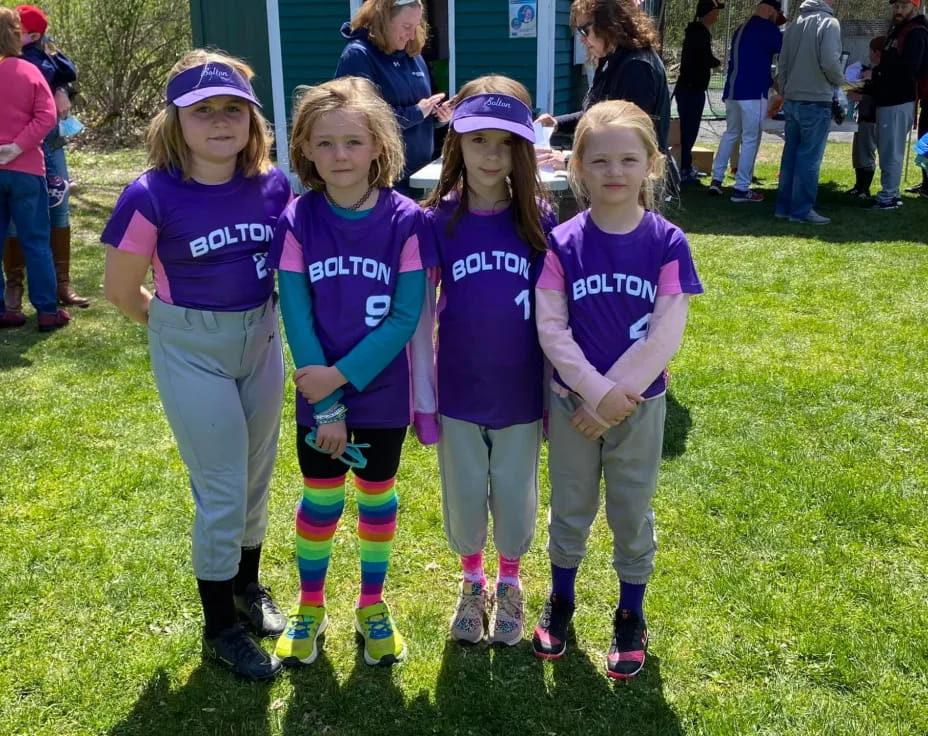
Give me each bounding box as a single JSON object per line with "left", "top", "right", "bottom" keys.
{"left": 191, "top": 0, "right": 581, "bottom": 178}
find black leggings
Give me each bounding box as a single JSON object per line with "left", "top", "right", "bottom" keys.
{"left": 296, "top": 424, "right": 407, "bottom": 483}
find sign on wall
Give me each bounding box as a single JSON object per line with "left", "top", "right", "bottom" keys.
{"left": 509, "top": 0, "right": 537, "bottom": 38}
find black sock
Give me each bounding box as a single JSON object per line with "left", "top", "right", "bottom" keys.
{"left": 860, "top": 168, "right": 875, "bottom": 193}
{"left": 235, "top": 545, "right": 261, "bottom": 594}
{"left": 197, "top": 578, "right": 237, "bottom": 638}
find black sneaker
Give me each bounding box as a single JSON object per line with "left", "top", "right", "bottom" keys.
{"left": 532, "top": 593, "right": 575, "bottom": 659}
{"left": 869, "top": 198, "right": 902, "bottom": 210}
{"left": 606, "top": 608, "right": 648, "bottom": 680}
{"left": 203, "top": 623, "right": 282, "bottom": 681}
{"left": 234, "top": 582, "right": 287, "bottom": 638}
{"left": 904, "top": 183, "right": 926, "bottom": 194}
{"left": 708, "top": 180, "right": 723, "bottom": 195}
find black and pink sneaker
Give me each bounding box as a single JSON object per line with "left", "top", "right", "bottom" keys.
{"left": 532, "top": 593, "right": 574, "bottom": 659}
{"left": 606, "top": 607, "right": 648, "bottom": 679}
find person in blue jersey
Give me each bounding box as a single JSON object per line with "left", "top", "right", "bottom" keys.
{"left": 335, "top": 0, "right": 451, "bottom": 195}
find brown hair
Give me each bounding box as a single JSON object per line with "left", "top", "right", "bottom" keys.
{"left": 569, "top": 99, "right": 665, "bottom": 211}
{"left": 146, "top": 49, "right": 272, "bottom": 179}
{"left": 869, "top": 35, "right": 887, "bottom": 52}
{"left": 0, "top": 8, "right": 22, "bottom": 58}
{"left": 289, "top": 76, "right": 405, "bottom": 191}
{"left": 421, "top": 75, "right": 549, "bottom": 257}
{"left": 351, "top": 0, "right": 429, "bottom": 56}
{"left": 570, "top": 0, "right": 661, "bottom": 54}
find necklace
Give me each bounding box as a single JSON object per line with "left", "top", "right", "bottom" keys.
{"left": 325, "top": 184, "right": 375, "bottom": 211}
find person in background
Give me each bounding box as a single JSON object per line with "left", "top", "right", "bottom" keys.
{"left": 674, "top": 0, "right": 723, "bottom": 183}
{"left": 0, "top": 6, "right": 69, "bottom": 331}
{"left": 534, "top": 0, "right": 671, "bottom": 166}
{"left": 846, "top": 36, "right": 886, "bottom": 199}
{"left": 868, "top": 0, "right": 928, "bottom": 210}
{"left": 335, "top": 0, "right": 451, "bottom": 195}
{"left": 774, "top": 0, "right": 844, "bottom": 225}
{"left": 707, "top": 0, "right": 785, "bottom": 202}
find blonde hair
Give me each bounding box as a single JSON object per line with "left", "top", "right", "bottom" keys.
{"left": 351, "top": 0, "right": 428, "bottom": 56}
{"left": 421, "top": 75, "right": 549, "bottom": 256}
{"left": 146, "top": 49, "right": 273, "bottom": 179}
{"left": 569, "top": 100, "right": 665, "bottom": 211}
{"left": 289, "top": 76, "right": 405, "bottom": 191}
{"left": 0, "top": 8, "right": 21, "bottom": 58}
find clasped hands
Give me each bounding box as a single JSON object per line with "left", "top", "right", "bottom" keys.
{"left": 571, "top": 384, "right": 643, "bottom": 440}
{"left": 294, "top": 365, "right": 349, "bottom": 458}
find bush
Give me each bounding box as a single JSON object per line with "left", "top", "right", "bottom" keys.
{"left": 40, "top": 0, "right": 192, "bottom": 146}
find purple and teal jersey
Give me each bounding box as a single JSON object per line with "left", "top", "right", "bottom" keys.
{"left": 269, "top": 189, "right": 426, "bottom": 428}
{"left": 101, "top": 167, "right": 292, "bottom": 311}
{"left": 424, "top": 200, "right": 555, "bottom": 428}
{"left": 539, "top": 210, "right": 703, "bottom": 399}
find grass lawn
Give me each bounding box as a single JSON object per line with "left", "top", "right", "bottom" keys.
{"left": 1, "top": 143, "right": 926, "bottom": 736}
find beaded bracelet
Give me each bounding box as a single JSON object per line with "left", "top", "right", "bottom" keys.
{"left": 314, "top": 403, "right": 347, "bottom": 425}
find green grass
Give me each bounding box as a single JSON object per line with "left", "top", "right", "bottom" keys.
{"left": 1, "top": 144, "right": 926, "bottom": 735}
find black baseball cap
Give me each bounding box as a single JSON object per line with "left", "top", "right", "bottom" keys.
{"left": 760, "top": 0, "right": 788, "bottom": 24}
{"left": 696, "top": 0, "right": 724, "bottom": 17}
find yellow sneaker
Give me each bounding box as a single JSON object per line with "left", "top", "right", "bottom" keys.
{"left": 354, "top": 600, "right": 406, "bottom": 666}
{"left": 275, "top": 605, "right": 328, "bottom": 666}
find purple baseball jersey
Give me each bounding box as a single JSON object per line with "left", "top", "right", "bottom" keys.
{"left": 101, "top": 167, "right": 292, "bottom": 311}
{"left": 538, "top": 210, "right": 703, "bottom": 399}
{"left": 423, "top": 200, "right": 555, "bottom": 428}
{"left": 269, "top": 189, "right": 426, "bottom": 428}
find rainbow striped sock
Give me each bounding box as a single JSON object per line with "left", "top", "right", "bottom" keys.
{"left": 355, "top": 476, "right": 398, "bottom": 608}
{"left": 296, "top": 475, "right": 346, "bottom": 607}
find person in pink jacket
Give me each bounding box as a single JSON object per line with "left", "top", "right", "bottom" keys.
{"left": 0, "top": 6, "right": 68, "bottom": 331}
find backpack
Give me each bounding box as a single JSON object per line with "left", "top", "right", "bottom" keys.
{"left": 897, "top": 21, "right": 928, "bottom": 101}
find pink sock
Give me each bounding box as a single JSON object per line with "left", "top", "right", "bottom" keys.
{"left": 497, "top": 555, "right": 521, "bottom": 587}
{"left": 461, "top": 552, "right": 486, "bottom": 587}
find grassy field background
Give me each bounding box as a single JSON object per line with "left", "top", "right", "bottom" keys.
{"left": 0, "top": 144, "right": 926, "bottom": 735}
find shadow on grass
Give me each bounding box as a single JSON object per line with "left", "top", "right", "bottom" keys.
{"left": 675, "top": 179, "right": 927, "bottom": 243}
{"left": 109, "top": 665, "right": 273, "bottom": 736}
{"left": 663, "top": 390, "right": 692, "bottom": 460}
{"left": 433, "top": 636, "right": 682, "bottom": 736}
{"left": 281, "top": 645, "right": 433, "bottom": 736}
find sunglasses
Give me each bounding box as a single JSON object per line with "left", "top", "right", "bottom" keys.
{"left": 577, "top": 21, "right": 593, "bottom": 38}
{"left": 304, "top": 428, "right": 371, "bottom": 469}
{"left": 394, "top": 0, "right": 418, "bottom": 5}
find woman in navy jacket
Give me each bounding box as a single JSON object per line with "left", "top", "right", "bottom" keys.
{"left": 335, "top": 0, "right": 450, "bottom": 195}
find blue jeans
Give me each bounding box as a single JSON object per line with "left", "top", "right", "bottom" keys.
{"left": 776, "top": 100, "right": 832, "bottom": 219}
{"left": 0, "top": 169, "right": 57, "bottom": 314}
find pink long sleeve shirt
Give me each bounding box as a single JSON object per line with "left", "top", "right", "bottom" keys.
{"left": 0, "top": 56, "right": 56, "bottom": 178}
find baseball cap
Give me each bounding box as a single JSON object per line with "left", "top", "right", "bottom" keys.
{"left": 760, "top": 0, "right": 788, "bottom": 25}
{"left": 887, "top": 0, "right": 921, "bottom": 6}
{"left": 696, "top": 0, "right": 725, "bottom": 17}
{"left": 15, "top": 5, "right": 48, "bottom": 35}
{"left": 165, "top": 62, "right": 262, "bottom": 108}
{"left": 451, "top": 93, "right": 535, "bottom": 142}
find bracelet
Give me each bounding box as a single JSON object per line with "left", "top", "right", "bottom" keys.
{"left": 314, "top": 403, "right": 347, "bottom": 425}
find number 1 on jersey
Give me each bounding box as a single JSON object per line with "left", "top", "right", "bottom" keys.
{"left": 515, "top": 289, "right": 530, "bottom": 321}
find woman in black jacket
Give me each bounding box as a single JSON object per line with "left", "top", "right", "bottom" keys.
{"left": 535, "top": 0, "right": 671, "bottom": 170}
{"left": 674, "top": 0, "right": 723, "bottom": 181}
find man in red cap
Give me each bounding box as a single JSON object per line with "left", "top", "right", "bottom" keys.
{"left": 870, "top": 0, "right": 928, "bottom": 207}
{"left": 15, "top": 4, "right": 47, "bottom": 36}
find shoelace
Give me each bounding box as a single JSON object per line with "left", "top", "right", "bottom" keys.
{"left": 286, "top": 614, "right": 315, "bottom": 638}
{"left": 227, "top": 629, "right": 263, "bottom": 659}
{"left": 456, "top": 589, "right": 485, "bottom": 622}
{"left": 250, "top": 585, "right": 282, "bottom": 615}
{"left": 363, "top": 614, "right": 393, "bottom": 641}
{"left": 613, "top": 611, "right": 644, "bottom": 650}
{"left": 538, "top": 600, "right": 553, "bottom": 629}
{"left": 495, "top": 587, "right": 522, "bottom": 621}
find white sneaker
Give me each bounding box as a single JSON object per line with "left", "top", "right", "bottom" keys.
{"left": 789, "top": 209, "right": 830, "bottom": 225}
{"left": 488, "top": 582, "right": 524, "bottom": 646}
{"left": 450, "top": 581, "right": 487, "bottom": 643}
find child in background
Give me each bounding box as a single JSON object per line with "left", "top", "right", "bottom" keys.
{"left": 846, "top": 36, "right": 885, "bottom": 199}
{"left": 102, "top": 50, "right": 292, "bottom": 681}
{"left": 533, "top": 100, "right": 703, "bottom": 679}
{"left": 269, "top": 76, "right": 428, "bottom": 668}
{"left": 420, "top": 75, "right": 554, "bottom": 646}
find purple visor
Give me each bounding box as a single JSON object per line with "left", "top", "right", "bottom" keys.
{"left": 165, "top": 63, "right": 261, "bottom": 108}
{"left": 451, "top": 93, "right": 535, "bottom": 143}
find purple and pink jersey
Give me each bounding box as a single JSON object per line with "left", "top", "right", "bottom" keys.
{"left": 101, "top": 167, "right": 292, "bottom": 311}
{"left": 538, "top": 210, "right": 703, "bottom": 399}
{"left": 268, "top": 189, "right": 427, "bottom": 428}
{"left": 424, "top": 200, "right": 555, "bottom": 428}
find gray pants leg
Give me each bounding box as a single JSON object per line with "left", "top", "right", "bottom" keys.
{"left": 438, "top": 415, "right": 541, "bottom": 559}
{"left": 876, "top": 103, "right": 916, "bottom": 205}
{"left": 547, "top": 392, "right": 665, "bottom": 584}
{"left": 852, "top": 121, "right": 878, "bottom": 171}
{"left": 147, "top": 295, "right": 284, "bottom": 581}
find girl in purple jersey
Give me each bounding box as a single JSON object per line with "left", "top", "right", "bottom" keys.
{"left": 102, "top": 50, "right": 292, "bottom": 682}
{"left": 420, "top": 75, "right": 552, "bottom": 646}
{"left": 533, "top": 101, "right": 703, "bottom": 678}
{"left": 268, "top": 76, "right": 428, "bottom": 668}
